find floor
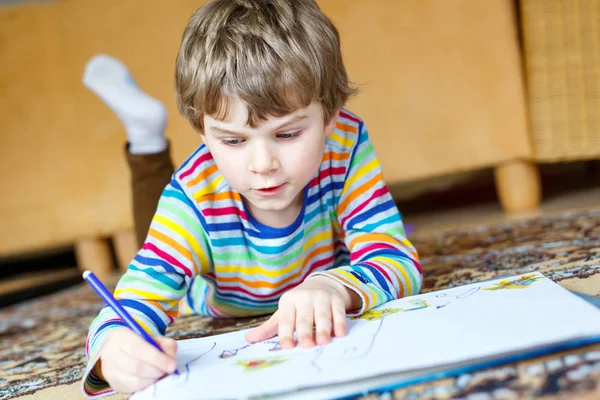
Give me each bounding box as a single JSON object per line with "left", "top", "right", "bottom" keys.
{"left": 407, "top": 186, "right": 600, "bottom": 237}
{"left": 1, "top": 161, "right": 598, "bottom": 305}
{"left": 399, "top": 161, "right": 600, "bottom": 236}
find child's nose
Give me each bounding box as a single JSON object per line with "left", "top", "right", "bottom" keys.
{"left": 248, "top": 143, "right": 280, "bottom": 174}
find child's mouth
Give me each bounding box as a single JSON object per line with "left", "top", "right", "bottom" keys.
{"left": 255, "top": 184, "right": 286, "bottom": 195}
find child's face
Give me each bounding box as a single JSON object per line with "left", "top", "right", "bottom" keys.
{"left": 202, "top": 97, "right": 337, "bottom": 227}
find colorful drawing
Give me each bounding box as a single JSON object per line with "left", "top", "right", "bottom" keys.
{"left": 407, "top": 298, "right": 429, "bottom": 309}
{"left": 483, "top": 274, "right": 541, "bottom": 291}
{"left": 352, "top": 299, "right": 429, "bottom": 321}
{"left": 354, "top": 307, "right": 403, "bottom": 321}
{"left": 235, "top": 357, "right": 287, "bottom": 371}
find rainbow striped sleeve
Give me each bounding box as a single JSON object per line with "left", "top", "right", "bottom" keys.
{"left": 82, "top": 180, "right": 209, "bottom": 398}
{"left": 312, "top": 121, "right": 423, "bottom": 315}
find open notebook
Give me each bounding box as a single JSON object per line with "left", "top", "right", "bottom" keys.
{"left": 131, "top": 272, "right": 600, "bottom": 400}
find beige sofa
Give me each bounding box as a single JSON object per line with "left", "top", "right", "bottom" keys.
{"left": 0, "top": 0, "right": 538, "bottom": 278}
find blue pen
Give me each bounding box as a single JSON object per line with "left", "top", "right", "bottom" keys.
{"left": 82, "top": 270, "right": 179, "bottom": 375}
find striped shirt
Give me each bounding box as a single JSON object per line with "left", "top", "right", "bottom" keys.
{"left": 82, "top": 110, "right": 422, "bottom": 397}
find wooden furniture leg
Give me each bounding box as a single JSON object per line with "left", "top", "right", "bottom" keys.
{"left": 75, "top": 238, "right": 114, "bottom": 281}
{"left": 494, "top": 160, "right": 542, "bottom": 213}
{"left": 113, "top": 230, "right": 138, "bottom": 273}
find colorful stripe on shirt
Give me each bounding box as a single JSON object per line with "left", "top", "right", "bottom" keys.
{"left": 82, "top": 109, "right": 422, "bottom": 397}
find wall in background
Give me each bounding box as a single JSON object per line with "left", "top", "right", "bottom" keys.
{"left": 0, "top": 0, "right": 531, "bottom": 256}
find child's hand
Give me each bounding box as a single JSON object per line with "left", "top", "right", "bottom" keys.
{"left": 245, "top": 276, "right": 361, "bottom": 349}
{"left": 99, "top": 328, "right": 178, "bottom": 393}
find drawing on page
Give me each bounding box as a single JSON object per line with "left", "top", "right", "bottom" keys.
{"left": 235, "top": 356, "right": 288, "bottom": 371}
{"left": 351, "top": 298, "right": 429, "bottom": 320}
{"left": 152, "top": 341, "right": 217, "bottom": 397}
{"left": 220, "top": 344, "right": 251, "bottom": 359}
{"left": 269, "top": 341, "right": 281, "bottom": 351}
{"left": 127, "top": 273, "right": 590, "bottom": 400}
{"left": 311, "top": 318, "right": 384, "bottom": 373}
{"left": 434, "top": 286, "right": 481, "bottom": 309}
{"left": 355, "top": 318, "right": 383, "bottom": 358}
{"left": 219, "top": 340, "right": 280, "bottom": 359}
{"left": 183, "top": 341, "right": 218, "bottom": 371}
{"left": 354, "top": 307, "right": 403, "bottom": 321}
{"left": 310, "top": 346, "right": 325, "bottom": 373}
{"left": 483, "top": 274, "right": 541, "bottom": 291}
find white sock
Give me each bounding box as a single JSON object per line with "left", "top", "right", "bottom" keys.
{"left": 83, "top": 54, "right": 168, "bottom": 155}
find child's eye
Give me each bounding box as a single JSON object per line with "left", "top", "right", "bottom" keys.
{"left": 221, "top": 138, "right": 245, "bottom": 146}
{"left": 277, "top": 130, "right": 301, "bottom": 140}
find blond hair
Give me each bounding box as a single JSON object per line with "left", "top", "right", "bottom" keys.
{"left": 175, "top": 0, "right": 356, "bottom": 131}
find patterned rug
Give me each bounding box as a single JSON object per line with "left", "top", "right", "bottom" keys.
{"left": 2, "top": 209, "right": 600, "bottom": 399}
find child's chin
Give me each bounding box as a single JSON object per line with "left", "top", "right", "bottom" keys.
{"left": 249, "top": 199, "right": 288, "bottom": 211}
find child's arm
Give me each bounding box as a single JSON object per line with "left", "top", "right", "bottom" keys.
{"left": 247, "top": 121, "right": 421, "bottom": 348}
{"left": 312, "top": 121, "right": 423, "bottom": 315}
{"left": 82, "top": 179, "right": 209, "bottom": 397}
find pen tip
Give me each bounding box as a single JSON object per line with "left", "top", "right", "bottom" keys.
{"left": 82, "top": 270, "right": 91, "bottom": 279}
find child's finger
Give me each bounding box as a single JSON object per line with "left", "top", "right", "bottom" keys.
{"left": 154, "top": 335, "right": 178, "bottom": 358}
{"left": 121, "top": 331, "right": 177, "bottom": 374}
{"left": 331, "top": 296, "right": 347, "bottom": 337}
{"left": 313, "top": 300, "right": 333, "bottom": 345}
{"left": 245, "top": 312, "right": 278, "bottom": 343}
{"left": 277, "top": 302, "right": 296, "bottom": 349}
{"left": 294, "top": 302, "right": 315, "bottom": 348}
{"left": 113, "top": 354, "right": 167, "bottom": 379}
{"left": 110, "top": 372, "right": 158, "bottom": 394}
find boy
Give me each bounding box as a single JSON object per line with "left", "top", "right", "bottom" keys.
{"left": 82, "top": 0, "right": 422, "bottom": 397}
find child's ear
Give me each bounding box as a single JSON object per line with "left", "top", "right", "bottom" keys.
{"left": 197, "top": 114, "right": 206, "bottom": 139}
{"left": 200, "top": 133, "right": 210, "bottom": 149}
{"left": 324, "top": 108, "right": 341, "bottom": 136}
